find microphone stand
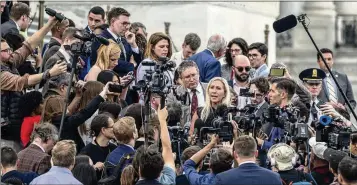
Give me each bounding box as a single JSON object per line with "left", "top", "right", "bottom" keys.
{"left": 297, "top": 14, "right": 357, "bottom": 122}
{"left": 58, "top": 54, "right": 78, "bottom": 138}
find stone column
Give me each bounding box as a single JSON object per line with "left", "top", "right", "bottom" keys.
{"left": 335, "top": 2, "right": 357, "bottom": 47}
{"left": 292, "top": 2, "right": 336, "bottom": 50}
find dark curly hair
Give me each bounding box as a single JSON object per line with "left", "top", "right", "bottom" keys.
{"left": 225, "top": 38, "right": 248, "bottom": 67}
{"left": 19, "top": 91, "right": 43, "bottom": 117}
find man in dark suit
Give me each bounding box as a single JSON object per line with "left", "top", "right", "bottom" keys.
{"left": 90, "top": 7, "right": 142, "bottom": 77}
{"left": 317, "top": 48, "right": 356, "bottom": 112}
{"left": 79, "top": 6, "right": 105, "bottom": 80}
{"left": 256, "top": 78, "right": 296, "bottom": 152}
{"left": 85, "top": 6, "right": 105, "bottom": 34}
{"left": 189, "top": 34, "right": 226, "bottom": 83}
{"left": 44, "top": 27, "right": 80, "bottom": 71}
{"left": 215, "top": 135, "right": 282, "bottom": 185}
{"left": 42, "top": 19, "right": 69, "bottom": 62}
{"left": 1, "top": 2, "right": 30, "bottom": 37}
{"left": 17, "top": 123, "right": 58, "bottom": 175}
{"left": 167, "top": 61, "right": 207, "bottom": 126}
{"left": 248, "top": 77, "right": 270, "bottom": 168}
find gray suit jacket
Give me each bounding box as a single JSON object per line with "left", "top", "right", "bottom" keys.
{"left": 167, "top": 83, "right": 208, "bottom": 126}
{"left": 1, "top": 19, "right": 18, "bottom": 37}
{"left": 43, "top": 38, "right": 61, "bottom": 63}
{"left": 45, "top": 50, "right": 71, "bottom": 72}
{"left": 318, "top": 71, "right": 356, "bottom": 111}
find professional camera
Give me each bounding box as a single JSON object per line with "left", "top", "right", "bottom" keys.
{"left": 168, "top": 125, "right": 190, "bottom": 165}
{"left": 204, "top": 104, "right": 235, "bottom": 143}
{"left": 261, "top": 104, "right": 309, "bottom": 143}
{"left": 134, "top": 57, "right": 175, "bottom": 97}
{"left": 70, "top": 29, "right": 109, "bottom": 56}
{"left": 315, "top": 115, "right": 351, "bottom": 150}
{"left": 233, "top": 104, "right": 263, "bottom": 136}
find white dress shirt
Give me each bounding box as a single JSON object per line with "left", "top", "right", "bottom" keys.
{"left": 58, "top": 48, "right": 72, "bottom": 64}
{"left": 188, "top": 83, "right": 205, "bottom": 108}
{"left": 233, "top": 78, "right": 251, "bottom": 109}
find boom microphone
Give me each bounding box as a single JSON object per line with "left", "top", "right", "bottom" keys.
{"left": 273, "top": 14, "right": 298, "bottom": 33}
{"left": 45, "top": 8, "right": 66, "bottom": 22}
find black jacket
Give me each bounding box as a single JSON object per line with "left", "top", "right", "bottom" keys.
{"left": 52, "top": 95, "right": 105, "bottom": 153}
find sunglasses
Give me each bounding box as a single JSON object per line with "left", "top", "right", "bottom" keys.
{"left": 234, "top": 66, "right": 251, "bottom": 72}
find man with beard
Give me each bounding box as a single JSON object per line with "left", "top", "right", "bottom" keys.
{"left": 228, "top": 55, "right": 251, "bottom": 109}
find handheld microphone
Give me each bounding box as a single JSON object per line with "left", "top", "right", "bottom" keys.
{"left": 273, "top": 14, "right": 298, "bottom": 33}
{"left": 45, "top": 8, "right": 66, "bottom": 22}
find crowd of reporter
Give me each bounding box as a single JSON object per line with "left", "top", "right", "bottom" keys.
{"left": 1, "top": 2, "right": 357, "bottom": 185}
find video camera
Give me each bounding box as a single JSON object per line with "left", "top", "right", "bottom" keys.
{"left": 134, "top": 57, "right": 176, "bottom": 103}
{"left": 71, "top": 29, "right": 109, "bottom": 56}
{"left": 263, "top": 104, "right": 309, "bottom": 143}
{"left": 168, "top": 124, "right": 190, "bottom": 165}
{"left": 315, "top": 115, "right": 351, "bottom": 150}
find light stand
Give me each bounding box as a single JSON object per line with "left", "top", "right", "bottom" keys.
{"left": 58, "top": 55, "right": 78, "bottom": 137}
{"left": 297, "top": 14, "right": 357, "bottom": 122}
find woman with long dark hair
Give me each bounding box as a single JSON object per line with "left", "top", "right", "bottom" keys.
{"left": 221, "top": 38, "right": 248, "bottom": 80}
{"left": 19, "top": 91, "right": 43, "bottom": 147}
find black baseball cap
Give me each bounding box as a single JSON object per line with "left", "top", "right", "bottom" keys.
{"left": 323, "top": 148, "right": 347, "bottom": 172}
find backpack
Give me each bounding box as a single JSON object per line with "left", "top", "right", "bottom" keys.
{"left": 98, "top": 152, "right": 135, "bottom": 185}
{"left": 282, "top": 170, "right": 314, "bottom": 185}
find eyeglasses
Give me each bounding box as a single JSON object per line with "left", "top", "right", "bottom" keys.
{"left": 120, "top": 21, "right": 131, "bottom": 27}
{"left": 1, "top": 48, "right": 13, "bottom": 54}
{"left": 247, "top": 53, "right": 260, "bottom": 59}
{"left": 233, "top": 66, "right": 251, "bottom": 72}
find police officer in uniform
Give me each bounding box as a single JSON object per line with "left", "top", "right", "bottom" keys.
{"left": 299, "top": 68, "right": 326, "bottom": 127}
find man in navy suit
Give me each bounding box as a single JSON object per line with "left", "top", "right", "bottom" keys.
{"left": 1, "top": 2, "right": 31, "bottom": 37}
{"left": 189, "top": 34, "right": 226, "bottom": 83}
{"left": 256, "top": 78, "right": 296, "bottom": 154}
{"left": 80, "top": 6, "right": 105, "bottom": 80}
{"left": 215, "top": 135, "right": 282, "bottom": 185}
{"left": 90, "top": 7, "right": 142, "bottom": 77}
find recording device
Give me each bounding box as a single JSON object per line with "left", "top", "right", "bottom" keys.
{"left": 45, "top": 8, "right": 66, "bottom": 22}
{"left": 71, "top": 29, "right": 109, "bottom": 56}
{"left": 134, "top": 57, "right": 176, "bottom": 108}
{"left": 315, "top": 115, "right": 351, "bottom": 150}
{"left": 239, "top": 88, "right": 254, "bottom": 97}
{"left": 168, "top": 124, "right": 190, "bottom": 165}
{"left": 273, "top": 13, "right": 357, "bottom": 124}
{"left": 269, "top": 68, "right": 285, "bottom": 77}
{"left": 273, "top": 14, "right": 298, "bottom": 33}
{"left": 108, "top": 72, "right": 135, "bottom": 93}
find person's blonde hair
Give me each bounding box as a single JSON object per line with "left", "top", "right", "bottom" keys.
{"left": 114, "top": 116, "right": 137, "bottom": 144}
{"left": 144, "top": 32, "right": 172, "bottom": 60}
{"left": 51, "top": 140, "right": 76, "bottom": 168}
{"left": 96, "top": 40, "right": 121, "bottom": 70}
{"left": 201, "top": 77, "right": 231, "bottom": 122}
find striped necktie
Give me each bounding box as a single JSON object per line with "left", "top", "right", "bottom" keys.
{"left": 326, "top": 73, "right": 338, "bottom": 103}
